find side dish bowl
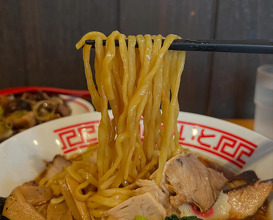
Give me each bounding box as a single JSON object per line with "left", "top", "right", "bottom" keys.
{"left": 59, "top": 94, "right": 94, "bottom": 115}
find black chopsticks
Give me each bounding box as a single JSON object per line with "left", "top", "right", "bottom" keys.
{"left": 85, "top": 39, "right": 273, "bottom": 54}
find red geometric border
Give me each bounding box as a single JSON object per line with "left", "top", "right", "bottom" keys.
{"left": 177, "top": 121, "right": 256, "bottom": 148}
{"left": 54, "top": 121, "right": 99, "bottom": 154}
{"left": 54, "top": 120, "right": 257, "bottom": 168}
{"left": 177, "top": 121, "right": 257, "bottom": 168}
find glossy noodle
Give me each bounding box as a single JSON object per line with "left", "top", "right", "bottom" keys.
{"left": 44, "top": 31, "right": 186, "bottom": 217}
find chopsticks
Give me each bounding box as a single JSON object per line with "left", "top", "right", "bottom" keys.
{"left": 85, "top": 39, "right": 273, "bottom": 54}
{"left": 0, "top": 86, "right": 90, "bottom": 98}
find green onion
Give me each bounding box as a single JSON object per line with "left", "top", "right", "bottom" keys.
{"left": 165, "top": 214, "right": 203, "bottom": 220}
{"left": 0, "top": 107, "right": 3, "bottom": 119}
{"left": 135, "top": 216, "right": 148, "bottom": 220}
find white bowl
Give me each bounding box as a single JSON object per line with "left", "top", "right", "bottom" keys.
{"left": 0, "top": 112, "right": 272, "bottom": 215}
{"left": 59, "top": 94, "right": 94, "bottom": 115}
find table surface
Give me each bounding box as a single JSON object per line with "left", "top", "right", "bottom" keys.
{"left": 224, "top": 119, "right": 254, "bottom": 130}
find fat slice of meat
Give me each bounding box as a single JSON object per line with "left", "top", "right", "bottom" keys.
{"left": 43, "top": 155, "right": 72, "bottom": 179}
{"left": 0, "top": 95, "right": 12, "bottom": 109}
{"left": 135, "top": 179, "right": 169, "bottom": 207}
{"left": 178, "top": 191, "right": 231, "bottom": 219}
{"left": 135, "top": 179, "right": 181, "bottom": 217}
{"left": 104, "top": 192, "right": 166, "bottom": 220}
{"left": 11, "top": 111, "right": 36, "bottom": 129}
{"left": 56, "top": 103, "right": 71, "bottom": 117}
{"left": 4, "top": 98, "right": 31, "bottom": 114}
{"left": 227, "top": 179, "right": 273, "bottom": 219}
{"left": 161, "top": 152, "right": 227, "bottom": 212}
{"left": 135, "top": 179, "right": 180, "bottom": 216}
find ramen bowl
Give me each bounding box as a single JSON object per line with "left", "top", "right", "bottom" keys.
{"left": 0, "top": 112, "right": 272, "bottom": 217}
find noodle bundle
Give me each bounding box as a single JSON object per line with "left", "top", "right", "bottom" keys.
{"left": 3, "top": 31, "right": 272, "bottom": 220}
{"left": 41, "top": 31, "right": 186, "bottom": 217}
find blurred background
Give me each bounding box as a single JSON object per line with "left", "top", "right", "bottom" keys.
{"left": 0, "top": 0, "right": 272, "bottom": 119}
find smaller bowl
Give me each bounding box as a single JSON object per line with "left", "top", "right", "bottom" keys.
{"left": 0, "top": 89, "right": 94, "bottom": 142}
{"left": 59, "top": 94, "right": 94, "bottom": 115}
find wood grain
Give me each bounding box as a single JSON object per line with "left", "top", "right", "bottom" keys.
{"left": 22, "top": 0, "right": 119, "bottom": 89}
{"left": 0, "top": 1, "right": 26, "bottom": 88}
{"left": 120, "top": 0, "right": 216, "bottom": 115}
{"left": 257, "top": 0, "right": 273, "bottom": 65}
{"left": 0, "top": 0, "right": 272, "bottom": 118}
{"left": 1, "top": 0, "right": 119, "bottom": 90}
{"left": 209, "top": 0, "right": 273, "bottom": 118}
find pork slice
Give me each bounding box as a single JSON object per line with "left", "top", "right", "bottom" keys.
{"left": 227, "top": 179, "right": 273, "bottom": 219}
{"left": 135, "top": 179, "right": 181, "bottom": 217}
{"left": 135, "top": 179, "right": 169, "bottom": 207}
{"left": 43, "top": 155, "right": 72, "bottom": 179}
{"left": 161, "top": 152, "right": 227, "bottom": 212}
{"left": 4, "top": 98, "right": 31, "bottom": 115}
{"left": 0, "top": 95, "right": 12, "bottom": 109}
{"left": 104, "top": 192, "right": 166, "bottom": 220}
{"left": 56, "top": 103, "right": 71, "bottom": 117}
{"left": 10, "top": 111, "right": 36, "bottom": 129}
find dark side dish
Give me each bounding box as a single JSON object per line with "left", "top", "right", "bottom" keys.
{"left": 0, "top": 91, "right": 71, "bottom": 143}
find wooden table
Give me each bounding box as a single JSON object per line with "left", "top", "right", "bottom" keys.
{"left": 224, "top": 119, "right": 254, "bottom": 130}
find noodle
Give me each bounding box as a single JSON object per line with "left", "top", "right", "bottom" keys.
{"left": 46, "top": 31, "right": 186, "bottom": 217}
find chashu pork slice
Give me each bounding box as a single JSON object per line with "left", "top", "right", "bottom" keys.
{"left": 43, "top": 155, "right": 72, "bottom": 180}
{"left": 161, "top": 152, "right": 227, "bottom": 212}
{"left": 227, "top": 179, "right": 273, "bottom": 219}
{"left": 104, "top": 192, "right": 166, "bottom": 220}
{"left": 135, "top": 179, "right": 169, "bottom": 207}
